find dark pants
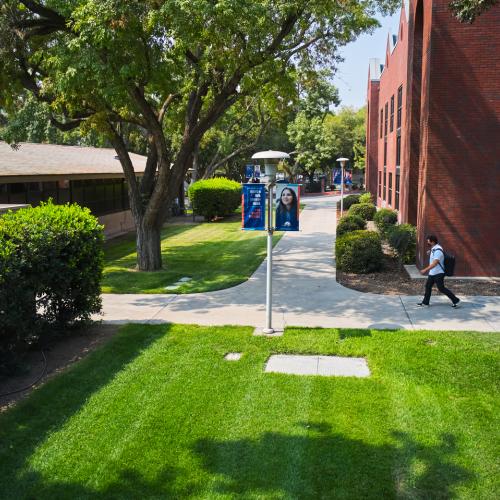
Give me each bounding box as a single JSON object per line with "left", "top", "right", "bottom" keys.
{"left": 422, "top": 273, "right": 459, "bottom": 305}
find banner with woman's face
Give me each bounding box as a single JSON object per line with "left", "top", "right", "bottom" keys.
{"left": 275, "top": 184, "right": 299, "bottom": 231}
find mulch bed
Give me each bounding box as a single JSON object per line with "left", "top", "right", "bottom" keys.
{"left": 0, "top": 324, "right": 120, "bottom": 412}
{"left": 337, "top": 254, "right": 500, "bottom": 296}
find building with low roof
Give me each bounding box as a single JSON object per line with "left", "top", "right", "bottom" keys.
{"left": 366, "top": 0, "right": 500, "bottom": 277}
{"left": 0, "top": 142, "right": 147, "bottom": 238}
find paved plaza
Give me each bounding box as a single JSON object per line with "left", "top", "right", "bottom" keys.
{"left": 100, "top": 196, "right": 499, "bottom": 332}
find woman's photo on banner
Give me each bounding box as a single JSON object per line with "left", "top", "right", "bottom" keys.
{"left": 275, "top": 184, "right": 299, "bottom": 231}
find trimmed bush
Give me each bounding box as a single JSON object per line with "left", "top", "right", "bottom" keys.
{"left": 336, "top": 194, "right": 361, "bottom": 211}
{"left": 359, "top": 192, "right": 373, "bottom": 204}
{"left": 348, "top": 202, "right": 377, "bottom": 221}
{"left": 336, "top": 214, "right": 366, "bottom": 237}
{"left": 374, "top": 208, "right": 398, "bottom": 236}
{"left": 387, "top": 223, "right": 417, "bottom": 264}
{"left": 188, "top": 177, "right": 241, "bottom": 221}
{"left": 0, "top": 202, "right": 104, "bottom": 372}
{"left": 335, "top": 230, "right": 384, "bottom": 273}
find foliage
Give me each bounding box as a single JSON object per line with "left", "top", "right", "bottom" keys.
{"left": 337, "top": 194, "right": 361, "bottom": 211}
{"left": 0, "top": 202, "right": 104, "bottom": 372}
{"left": 335, "top": 230, "right": 383, "bottom": 273}
{"left": 336, "top": 214, "right": 366, "bottom": 237}
{"left": 188, "top": 178, "right": 241, "bottom": 221}
{"left": 359, "top": 192, "right": 373, "bottom": 204}
{"left": 102, "top": 219, "right": 282, "bottom": 294}
{"left": 374, "top": 208, "right": 398, "bottom": 236}
{"left": 348, "top": 202, "right": 377, "bottom": 221}
{"left": 449, "top": 0, "right": 499, "bottom": 22}
{"left": 323, "top": 106, "right": 367, "bottom": 170}
{"left": 0, "top": 0, "right": 398, "bottom": 270}
{"left": 387, "top": 223, "right": 417, "bottom": 264}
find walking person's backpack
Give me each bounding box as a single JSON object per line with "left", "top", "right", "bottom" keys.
{"left": 436, "top": 249, "right": 456, "bottom": 276}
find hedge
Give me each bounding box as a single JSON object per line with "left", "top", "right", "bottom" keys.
{"left": 336, "top": 214, "right": 366, "bottom": 237}
{"left": 348, "top": 202, "right": 377, "bottom": 221}
{"left": 188, "top": 177, "right": 241, "bottom": 221}
{"left": 359, "top": 192, "right": 373, "bottom": 204}
{"left": 336, "top": 194, "right": 361, "bottom": 211}
{"left": 335, "top": 230, "right": 384, "bottom": 273}
{"left": 387, "top": 223, "right": 417, "bottom": 264}
{"left": 0, "top": 202, "right": 104, "bottom": 373}
{"left": 374, "top": 208, "right": 398, "bottom": 236}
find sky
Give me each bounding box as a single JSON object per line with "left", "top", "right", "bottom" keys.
{"left": 332, "top": 11, "right": 402, "bottom": 110}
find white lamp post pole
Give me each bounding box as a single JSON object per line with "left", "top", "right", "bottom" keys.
{"left": 251, "top": 151, "right": 290, "bottom": 334}
{"left": 336, "top": 157, "right": 349, "bottom": 217}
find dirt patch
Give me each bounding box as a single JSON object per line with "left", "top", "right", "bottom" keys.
{"left": 0, "top": 324, "right": 120, "bottom": 412}
{"left": 337, "top": 254, "right": 500, "bottom": 296}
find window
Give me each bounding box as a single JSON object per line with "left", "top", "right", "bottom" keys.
{"left": 397, "top": 85, "right": 403, "bottom": 129}
{"left": 378, "top": 171, "right": 382, "bottom": 197}
{"left": 396, "top": 134, "right": 401, "bottom": 166}
{"left": 388, "top": 172, "right": 393, "bottom": 205}
{"left": 384, "top": 139, "right": 387, "bottom": 166}
{"left": 383, "top": 167, "right": 387, "bottom": 200}
{"left": 390, "top": 95, "right": 394, "bottom": 132}
{"left": 380, "top": 109, "right": 383, "bottom": 138}
{"left": 395, "top": 168, "right": 400, "bottom": 210}
{"left": 384, "top": 102, "right": 388, "bottom": 136}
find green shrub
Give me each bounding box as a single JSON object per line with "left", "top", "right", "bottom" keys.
{"left": 348, "top": 202, "right": 377, "bottom": 221}
{"left": 0, "top": 202, "right": 104, "bottom": 372}
{"left": 374, "top": 208, "right": 398, "bottom": 236}
{"left": 336, "top": 214, "right": 366, "bottom": 237}
{"left": 335, "top": 230, "right": 383, "bottom": 273}
{"left": 359, "top": 192, "right": 373, "bottom": 204}
{"left": 337, "top": 194, "right": 361, "bottom": 211}
{"left": 188, "top": 177, "right": 241, "bottom": 221}
{"left": 387, "top": 223, "right": 417, "bottom": 264}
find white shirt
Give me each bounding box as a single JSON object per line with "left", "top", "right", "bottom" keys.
{"left": 429, "top": 244, "right": 445, "bottom": 276}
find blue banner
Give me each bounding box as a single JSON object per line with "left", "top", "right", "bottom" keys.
{"left": 275, "top": 184, "right": 299, "bottom": 231}
{"left": 242, "top": 184, "right": 266, "bottom": 230}
{"left": 245, "top": 164, "right": 254, "bottom": 179}
{"left": 333, "top": 168, "right": 352, "bottom": 185}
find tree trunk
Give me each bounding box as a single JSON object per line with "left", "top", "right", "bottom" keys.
{"left": 136, "top": 219, "right": 162, "bottom": 271}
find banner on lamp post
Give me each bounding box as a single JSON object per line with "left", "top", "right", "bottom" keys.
{"left": 275, "top": 184, "right": 299, "bottom": 231}
{"left": 242, "top": 184, "right": 266, "bottom": 230}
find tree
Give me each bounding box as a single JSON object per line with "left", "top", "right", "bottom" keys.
{"left": 0, "top": 0, "right": 396, "bottom": 270}
{"left": 449, "top": 0, "right": 499, "bottom": 23}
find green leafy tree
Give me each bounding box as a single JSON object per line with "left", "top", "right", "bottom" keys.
{"left": 449, "top": 0, "right": 499, "bottom": 23}
{"left": 0, "top": 0, "right": 397, "bottom": 270}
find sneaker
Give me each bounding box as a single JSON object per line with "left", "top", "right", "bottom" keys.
{"left": 417, "top": 302, "right": 429, "bottom": 307}
{"left": 452, "top": 299, "right": 460, "bottom": 308}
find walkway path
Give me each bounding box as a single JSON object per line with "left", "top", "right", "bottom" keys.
{"left": 101, "top": 197, "right": 499, "bottom": 332}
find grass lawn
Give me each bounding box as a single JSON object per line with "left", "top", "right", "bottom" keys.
{"left": 102, "top": 220, "right": 282, "bottom": 294}
{"left": 0, "top": 325, "right": 498, "bottom": 499}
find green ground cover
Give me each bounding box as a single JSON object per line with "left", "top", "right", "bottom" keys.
{"left": 0, "top": 325, "right": 498, "bottom": 499}
{"left": 102, "top": 221, "right": 282, "bottom": 293}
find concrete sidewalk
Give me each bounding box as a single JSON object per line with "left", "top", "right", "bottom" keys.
{"left": 100, "top": 196, "right": 499, "bottom": 332}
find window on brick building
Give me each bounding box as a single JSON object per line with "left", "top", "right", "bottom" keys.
{"left": 378, "top": 171, "right": 382, "bottom": 197}
{"left": 384, "top": 102, "right": 388, "bottom": 136}
{"left": 380, "top": 109, "right": 383, "bottom": 138}
{"left": 383, "top": 167, "right": 387, "bottom": 200}
{"left": 388, "top": 172, "right": 393, "bottom": 205}
{"left": 384, "top": 139, "right": 387, "bottom": 166}
{"left": 396, "top": 133, "right": 401, "bottom": 166}
{"left": 395, "top": 168, "right": 400, "bottom": 210}
{"left": 397, "top": 86, "right": 403, "bottom": 128}
{"left": 390, "top": 95, "right": 394, "bottom": 132}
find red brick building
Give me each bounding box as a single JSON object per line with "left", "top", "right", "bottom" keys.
{"left": 366, "top": 0, "right": 500, "bottom": 276}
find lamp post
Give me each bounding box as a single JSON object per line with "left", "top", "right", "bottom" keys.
{"left": 251, "top": 150, "right": 290, "bottom": 334}
{"left": 336, "top": 157, "right": 349, "bottom": 217}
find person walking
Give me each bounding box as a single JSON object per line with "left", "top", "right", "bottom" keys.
{"left": 418, "top": 235, "right": 460, "bottom": 307}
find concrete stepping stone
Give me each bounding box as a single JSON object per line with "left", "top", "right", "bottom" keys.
{"left": 265, "top": 355, "right": 370, "bottom": 377}
{"left": 164, "top": 285, "right": 180, "bottom": 291}
{"left": 178, "top": 277, "right": 192, "bottom": 282}
{"left": 224, "top": 352, "right": 242, "bottom": 361}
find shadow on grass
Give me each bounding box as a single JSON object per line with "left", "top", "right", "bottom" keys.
{"left": 193, "top": 423, "right": 473, "bottom": 499}
{"left": 0, "top": 325, "right": 171, "bottom": 498}
{"left": 339, "top": 328, "right": 373, "bottom": 340}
